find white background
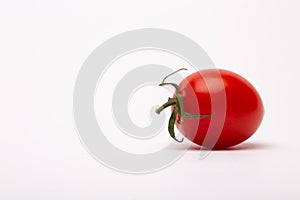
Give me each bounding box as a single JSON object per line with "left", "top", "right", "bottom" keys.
{"left": 1, "top": 0, "right": 300, "bottom": 199}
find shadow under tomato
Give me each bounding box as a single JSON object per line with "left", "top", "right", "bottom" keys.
{"left": 212, "top": 142, "right": 275, "bottom": 151}
{"left": 170, "top": 142, "right": 275, "bottom": 151}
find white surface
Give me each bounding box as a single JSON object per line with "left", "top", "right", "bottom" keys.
{"left": 1, "top": 0, "right": 300, "bottom": 199}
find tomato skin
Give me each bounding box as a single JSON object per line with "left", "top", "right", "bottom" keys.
{"left": 175, "top": 69, "right": 264, "bottom": 149}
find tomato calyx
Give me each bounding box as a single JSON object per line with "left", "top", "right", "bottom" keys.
{"left": 155, "top": 68, "right": 213, "bottom": 143}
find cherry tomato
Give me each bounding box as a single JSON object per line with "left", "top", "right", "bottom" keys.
{"left": 156, "top": 69, "right": 264, "bottom": 149}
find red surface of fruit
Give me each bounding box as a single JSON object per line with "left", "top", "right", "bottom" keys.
{"left": 175, "top": 69, "right": 264, "bottom": 149}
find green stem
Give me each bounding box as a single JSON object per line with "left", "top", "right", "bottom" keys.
{"left": 168, "top": 106, "right": 183, "bottom": 142}
{"left": 155, "top": 98, "right": 177, "bottom": 114}
{"left": 155, "top": 68, "right": 213, "bottom": 143}
{"left": 184, "top": 112, "right": 214, "bottom": 118}
{"left": 158, "top": 82, "right": 185, "bottom": 124}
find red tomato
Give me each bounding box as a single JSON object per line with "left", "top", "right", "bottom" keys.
{"left": 156, "top": 69, "right": 264, "bottom": 149}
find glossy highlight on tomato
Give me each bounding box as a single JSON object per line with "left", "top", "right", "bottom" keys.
{"left": 156, "top": 69, "right": 264, "bottom": 149}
